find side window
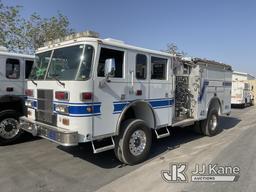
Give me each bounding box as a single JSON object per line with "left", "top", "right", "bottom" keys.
{"left": 25, "top": 60, "right": 34, "bottom": 79}
{"left": 136, "top": 54, "right": 147, "bottom": 80}
{"left": 97, "top": 48, "right": 124, "bottom": 78}
{"left": 151, "top": 56, "right": 167, "bottom": 80}
{"left": 6, "top": 58, "right": 20, "bottom": 79}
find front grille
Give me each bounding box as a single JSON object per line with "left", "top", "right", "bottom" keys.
{"left": 36, "top": 89, "right": 57, "bottom": 126}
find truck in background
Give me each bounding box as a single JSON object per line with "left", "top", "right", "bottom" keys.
{"left": 19, "top": 31, "right": 232, "bottom": 165}
{"left": 0, "top": 46, "right": 34, "bottom": 145}
{"left": 231, "top": 81, "right": 253, "bottom": 107}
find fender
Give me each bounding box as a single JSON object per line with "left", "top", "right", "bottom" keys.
{"left": 206, "top": 97, "right": 222, "bottom": 115}
{"left": 115, "top": 100, "right": 157, "bottom": 135}
{"left": 0, "top": 95, "right": 25, "bottom": 115}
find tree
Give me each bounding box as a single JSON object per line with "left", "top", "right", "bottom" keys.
{"left": 0, "top": 1, "right": 73, "bottom": 54}
{"left": 0, "top": 2, "right": 26, "bottom": 52}
{"left": 162, "top": 42, "right": 187, "bottom": 57}
{"left": 25, "top": 12, "right": 74, "bottom": 52}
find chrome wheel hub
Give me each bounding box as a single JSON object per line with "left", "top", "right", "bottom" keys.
{"left": 129, "top": 130, "right": 147, "bottom": 156}
{"left": 209, "top": 114, "right": 218, "bottom": 131}
{"left": 0, "top": 118, "right": 19, "bottom": 139}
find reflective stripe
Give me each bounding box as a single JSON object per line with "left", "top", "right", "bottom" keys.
{"left": 113, "top": 98, "right": 175, "bottom": 114}
{"left": 26, "top": 98, "right": 175, "bottom": 116}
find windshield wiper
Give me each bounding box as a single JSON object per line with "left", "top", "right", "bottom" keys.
{"left": 31, "top": 78, "right": 38, "bottom": 86}
{"left": 48, "top": 74, "right": 65, "bottom": 87}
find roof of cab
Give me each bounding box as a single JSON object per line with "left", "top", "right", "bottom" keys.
{"left": 37, "top": 36, "right": 173, "bottom": 58}
{"left": 0, "top": 51, "right": 34, "bottom": 59}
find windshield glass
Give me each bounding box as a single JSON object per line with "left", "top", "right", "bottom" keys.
{"left": 29, "top": 51, "right": 52, "bottom": 80}
{"left": 46, "top": 44, "right": 94, "bottom": 81}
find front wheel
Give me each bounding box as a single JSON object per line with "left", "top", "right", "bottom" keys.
{"left": 201, "top": 108, "right": 221, "bottom": 136}
{"left": 115, "top": 119, "right": 152, "bottom": 165}
{"left": 0, "top": 110, "right": 23, "bottom": 145}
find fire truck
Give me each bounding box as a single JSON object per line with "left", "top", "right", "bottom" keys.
{"left": 0, "top": 46, "right": 34, "bottom": 144}
{"left": 19, "top": 31, "right": 232, "bottom": 164}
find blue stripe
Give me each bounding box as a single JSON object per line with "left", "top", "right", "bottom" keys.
{"left": 26, "top": 99, "right": 38, "bottom": 109}
{"left": 198, "top": 80, "right": 209, "bottom": 102}
{"left": 113, "top": 98, "right": 174, "bottom": 114}
{"left": 223, "top": 81, "right": 232, "bottom": 87}
{"left": 26, "top": 98, "right": 174, "bottom": 116}
{"left": 149, "top": 100, "right": 172, "bottom": 108}
{"left": 68, "top": 104, "right": 101, "bottom": 115}
{"left": 113, "top": 103, "right": 127, "bottom": 113}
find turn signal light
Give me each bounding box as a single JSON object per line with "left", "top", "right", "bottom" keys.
{"left": 62, "top": 118, "right": 70, "bottom": 126}
{"left": 25, "top": 89, "right": 33, "bottom": 97}
{"left": 55, "top": 91, "right": 69, "bottom": 100}
{"left": 81, "top": 92, "right": 93, "bottom": 100}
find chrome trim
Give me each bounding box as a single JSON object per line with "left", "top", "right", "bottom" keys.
{"left": 129, "top": 130, "right": 147, "bottom": 156}
{"left": 19, "top": 116, "right": 78, "bottom": 146}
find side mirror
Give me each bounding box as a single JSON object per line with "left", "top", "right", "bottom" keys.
{"left": 104, "top": 58, "right": 116, "bottom": 78}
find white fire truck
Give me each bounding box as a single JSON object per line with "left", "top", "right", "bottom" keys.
{"left": 0, "top": 46, "right": 34, "bottom": 144}
{"left": 19, "top": 31, "right": 232, "bottom": 164}
{"left": 231, "top": 81, "right": 253, "bottom": 107}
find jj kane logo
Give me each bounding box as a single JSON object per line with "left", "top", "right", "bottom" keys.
{"left": 161, "top": 163, "right": 240, "bottom": 183}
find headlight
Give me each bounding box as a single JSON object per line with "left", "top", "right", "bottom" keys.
{"left": 25, "top": 100, "right": 33, "bottom": 108}
{"left": 55, "top": 104, "right": 69, "bottom": 114}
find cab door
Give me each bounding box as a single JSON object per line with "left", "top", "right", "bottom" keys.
{"left": 125, "top": 51, "right": 150, "bottom": 101}
{"left": 149, "top": 56, "right": 173, "bottom": 127}
{"left": 93, "top": 45, "right": 128, "bottom": 137}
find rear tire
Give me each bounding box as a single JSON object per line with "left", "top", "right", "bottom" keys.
{"left": 243, "top": 99, "right": 247, "bottom": 108}
{"left": 0, "top": 110, "right": 23, "bottom": 145}
{"left": 201, "top": 108, "right": 221, "bottom": 136}
{"left": 114, "top": 119, "right": 152, "bottom": 165}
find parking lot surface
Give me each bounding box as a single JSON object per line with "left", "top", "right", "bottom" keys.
{"left": 0, "top": 106, "right": 255, "bottom": 192}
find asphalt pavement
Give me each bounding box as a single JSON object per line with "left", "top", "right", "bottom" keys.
{"left": 0, "top": 106, "right": 255, "bottom": 192}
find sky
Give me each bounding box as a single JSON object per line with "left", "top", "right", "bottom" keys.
{"left": 3, "top": 0, "right": 256, "bottom": 76}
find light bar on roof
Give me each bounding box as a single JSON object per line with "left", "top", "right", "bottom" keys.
{"left": 44, "top": 30, "right": 99, "bottom": 47}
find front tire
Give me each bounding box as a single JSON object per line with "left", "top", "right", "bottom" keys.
{"left": 201, "top": 108, "right": 221, "bottom": 136}
{"left": 0, "top": 110, "right": 23, "bottom": 145}
{"left": 115, "top": 119, "right": 152, "bottom": 165}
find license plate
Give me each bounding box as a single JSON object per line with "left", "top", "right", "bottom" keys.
{"left": 48, "top": 131, "right": 57, "bottom": 140}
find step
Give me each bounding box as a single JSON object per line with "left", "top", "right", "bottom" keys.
{"left": 155, "top": 127, "right": 170, "bottom": 139}
{"left": 91, "top": 137, "right": 115, "bottom": 153}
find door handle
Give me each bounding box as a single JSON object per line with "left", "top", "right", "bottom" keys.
{"left": 6, "top": 87, "right": 14, "bottom": 92}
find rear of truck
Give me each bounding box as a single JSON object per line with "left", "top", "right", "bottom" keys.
{"left": 231, "top": 81, "right": 251, "bottom": 106}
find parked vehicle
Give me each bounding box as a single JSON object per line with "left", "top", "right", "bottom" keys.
{"left": 19, "top": 31, "right": 232, "bottom": 164}
{"left": 231, "top": 81, "right": 253, "bottom": 107}
{"left": 0, "top": 46, "right": 34, "bottom": 144}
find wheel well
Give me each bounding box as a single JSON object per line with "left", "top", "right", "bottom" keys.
{"left": 116, "top": 101, "right": 156, "bottom": 134}
{"left": 0, "top": 96, "right": 25, "bottom": 115}
{"left": 207, "top": 97, "right": 222, "bottom": 115}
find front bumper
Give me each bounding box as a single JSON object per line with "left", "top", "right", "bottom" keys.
{"left": 19, "top": 116, "right": 78, "bottom": 146}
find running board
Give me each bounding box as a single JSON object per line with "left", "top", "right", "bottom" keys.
{"left": 155, "top": 127, "right": 170, "bottom": 139}
{"left": 91, "top": 137, "right": 115, "bottom": 154}
{"left": 172, "top": 118, "right": 195, "bottom": 127}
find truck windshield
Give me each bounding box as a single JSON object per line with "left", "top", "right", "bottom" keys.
{"left": 29, "top": 51, "right": 52, "bottom": 80}
{"left": 29, "top": 44, "right": 94, "bottom": 81}
{"left": 46, "top": 44, "right": 94, "bottom": 80}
